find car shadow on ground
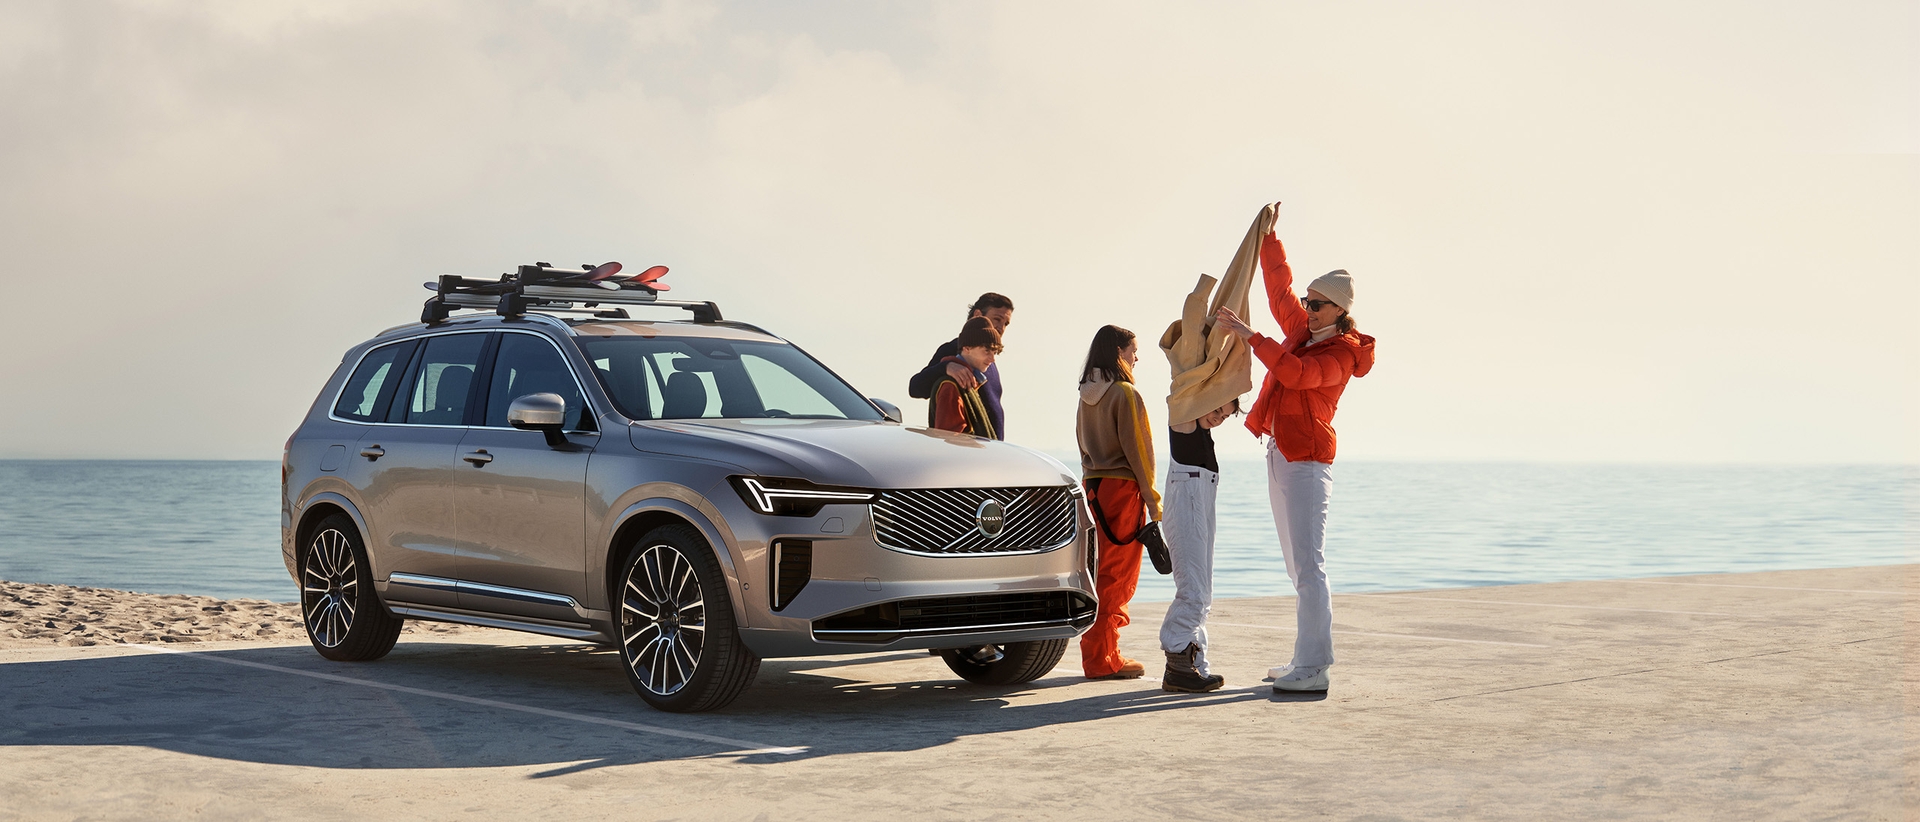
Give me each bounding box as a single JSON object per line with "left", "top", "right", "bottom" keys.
{"left": 0, "top": 640, "right": 1266, "bottom": 773}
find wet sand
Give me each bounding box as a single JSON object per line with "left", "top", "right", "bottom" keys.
{"left": 0, "top": 564, "right": 1910, "bottom": 820}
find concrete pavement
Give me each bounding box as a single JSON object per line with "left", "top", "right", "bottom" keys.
{"left": 1, "top": 564, "right": 1910, "bottom": 820}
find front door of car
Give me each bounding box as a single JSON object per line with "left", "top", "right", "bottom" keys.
{"left": 451, "top": 332, "right": 596, "bottom": 622}
{"left": 350, "top": 332, "right": 488, "bottom": 608}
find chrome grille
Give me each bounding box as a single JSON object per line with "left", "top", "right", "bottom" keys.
{"left": 871, "top": 486, "right": 1078, "bottom": 555}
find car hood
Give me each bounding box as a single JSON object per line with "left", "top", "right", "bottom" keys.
{"left": 628, "top": 419, "right": 1076, "bottom": 489}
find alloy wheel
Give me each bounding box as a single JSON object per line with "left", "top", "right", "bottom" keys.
{"left": 302, "top": 528, "right": 358, "bottom": 648}
{"left": 621, "top": 543, "right": 708, "bottom": 696}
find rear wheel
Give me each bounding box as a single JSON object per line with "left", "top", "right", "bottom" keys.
{"left": 939, "top": 638, "right": 1069, "bottom": 686}
{"left": 617, "top": 524, "right": 759, "bottom": 712}
{"left": 300, "top": 514, "right": 401, "bottom": 661}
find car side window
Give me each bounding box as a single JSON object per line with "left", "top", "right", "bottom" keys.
{"left": 402, "top": 334, "right": 486, "bottom": 426}
{"left": 486, "top": 335, "right": 588, "bottom": 430}
{"left": 333, "top": 341, "right": 416, "bottom": 422}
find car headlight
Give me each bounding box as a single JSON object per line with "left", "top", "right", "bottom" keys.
{"left": 729, "top": 476, "right": 876, "bottom": 517}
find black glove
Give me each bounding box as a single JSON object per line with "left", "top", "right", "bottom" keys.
{"left": 1138, "top": 520, "right": 1172, "bottom": 576}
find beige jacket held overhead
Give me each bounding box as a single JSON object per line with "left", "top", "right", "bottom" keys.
{"left": 1159, "top": 202, "right": 1277, "bottom": 428}
{"left": 1076, "top": 374, "right": 1162, "bottom": 521}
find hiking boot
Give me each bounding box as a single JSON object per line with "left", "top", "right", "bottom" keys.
{"left": 1090, "top": 658, "right": 1146, "bottom": 680}
{"left": 1163, "top": 644, "right": 1224, "bottom": 693}
{"left": 1272, "top": 665, "right": 1329, "bottom": 694}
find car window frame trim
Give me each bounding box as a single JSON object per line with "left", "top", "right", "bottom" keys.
{"left": 328, "top": 328, "right": 601, "bottom": 433}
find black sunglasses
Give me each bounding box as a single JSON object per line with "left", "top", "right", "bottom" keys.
{"left": 1300, "top": 297, "right": 1340, "bottom": 312}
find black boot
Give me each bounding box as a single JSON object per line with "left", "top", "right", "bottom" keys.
{"left": 1162, "top": 643, "right": 1224, "bottom": 693}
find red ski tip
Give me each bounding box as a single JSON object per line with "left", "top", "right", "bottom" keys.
{"left": 630, "top": 264, "right": 670, "bottom": 291}
{"left": 585, "top": 261, "right": 624, "bottom": 281}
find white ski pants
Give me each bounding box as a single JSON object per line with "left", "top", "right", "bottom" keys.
{"left": 1267, "top": 442, "right": 1335, "bottom": 669}
{"left": 1158, "top": 461, "right": 1218, "bottom": 675}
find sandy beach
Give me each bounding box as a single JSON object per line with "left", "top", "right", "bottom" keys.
{"left": 0, "top": 580, "right": 488, "bottom": 650}
{"left": 0, "top": 564, "right": 1908, "bottom": 820}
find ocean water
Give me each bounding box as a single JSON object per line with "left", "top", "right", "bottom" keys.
{"left": 1133, "top": 459, "right": 1912, "bottom": 604}
{"left": 0, "top": 460, "right": 1910, "bottom": 603}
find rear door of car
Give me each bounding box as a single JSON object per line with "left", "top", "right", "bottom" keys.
{"left": 346, "top": 331, "right": 489, "bottom": 607}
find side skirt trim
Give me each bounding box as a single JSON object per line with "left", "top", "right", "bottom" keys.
{"left": 388, "top": 573, "right": 595, "bottom": 621}
{"left": 388, "top": 603, "right": 610, "bottom": 642}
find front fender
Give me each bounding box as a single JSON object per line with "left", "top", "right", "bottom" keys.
{"left": 597, "top": 484, "right": 747, "bottom": 627}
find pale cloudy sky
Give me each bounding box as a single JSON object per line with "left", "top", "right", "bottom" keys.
{"left": 0, "top": 1, "right": 1912, "bottom": 462}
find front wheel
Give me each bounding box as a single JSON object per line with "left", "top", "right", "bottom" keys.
{"left": 939, "top": 638, "right": 1069, "bottom": 686}
{"left": 300, "top": 514, "right": 401, "bottom": 662}
{"left": 617, "top": 525, "right": 759, "bottom": 712}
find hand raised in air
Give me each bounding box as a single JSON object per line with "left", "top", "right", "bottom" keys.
{"left": 1214, "top": 307, "right": 1256, "bottom": 341}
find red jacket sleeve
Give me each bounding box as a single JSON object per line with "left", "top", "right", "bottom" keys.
{"left": 1249, "top": 334, "right": 1358, "bottom": 390}
{"left": 932, "top": 382, "right": 967, "bottom": 433}
{"left": 1261, "top": 232, "right": 1308, "bottom": 339}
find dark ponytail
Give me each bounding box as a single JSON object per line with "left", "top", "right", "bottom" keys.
{"left": 1080, "top": 325, "right": 1136, "bottom": 385}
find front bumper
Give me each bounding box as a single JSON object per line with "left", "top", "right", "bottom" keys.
{"left": 717, "top": 495, "right": 1097, "bottom": 659}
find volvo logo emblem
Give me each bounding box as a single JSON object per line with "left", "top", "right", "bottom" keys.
{"left": 975, "top": 499, "right": 1006, "bottom": 538}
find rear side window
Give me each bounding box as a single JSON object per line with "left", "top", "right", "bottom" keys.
{"left": 333, "top": 341, "right": 416, "bottom": 422}
{"left": 485, "top": 335, "right": 588, "bottom": 430}
{"left": 402, "top": 334, "right": 487, "bottom": 426}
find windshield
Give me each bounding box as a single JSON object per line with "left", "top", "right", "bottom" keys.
{"left": 575, "top": 336, "right": 882, "bottom": 422}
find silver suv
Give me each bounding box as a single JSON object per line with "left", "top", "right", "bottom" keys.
{"left": 281, "top": 265, "right": 1096, "bottom": 711}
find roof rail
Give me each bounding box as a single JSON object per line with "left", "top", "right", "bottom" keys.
{"left": 421, "top": 263, "right": 722, "bottom": 324}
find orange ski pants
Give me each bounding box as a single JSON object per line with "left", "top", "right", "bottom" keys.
{"left": 1080, "top": 477, "right": 1145, "bottom": 678}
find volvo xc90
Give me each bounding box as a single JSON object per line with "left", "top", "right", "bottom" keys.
{"left": 281, "top": 266, "right": 1097, "bottom": 711}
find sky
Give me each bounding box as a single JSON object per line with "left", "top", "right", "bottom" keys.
{"left": 0, "top": 0, "right": 1913, "bottom": 463}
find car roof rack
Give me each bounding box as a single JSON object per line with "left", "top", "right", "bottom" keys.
{"left": 421, "top": 262, "right": 723, "bottom": 324}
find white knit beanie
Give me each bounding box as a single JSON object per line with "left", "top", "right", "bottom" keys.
{"left": 1308, "top": 269, "right": 1354, "bottom": 311}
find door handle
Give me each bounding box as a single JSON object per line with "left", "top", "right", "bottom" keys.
{"left": 359, "top": 446, "right": 385, "bottom": 461}
{"left": 462, "top": 450, "right": 493, "bottom": 466}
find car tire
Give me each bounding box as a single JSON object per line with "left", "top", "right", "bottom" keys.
{"left": 300, "top": 514, "right": 402, "bottom": 662}
{"left": 617, "top": 524, "right": 760, "bottom": 712}
{"left": 939, "top": 638, "right": 1069, "bottom": 686}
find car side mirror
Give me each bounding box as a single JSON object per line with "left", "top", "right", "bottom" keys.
{"left": 869, "top": 397, "right": 903, "bottom": 424}
{"left": 508, "top": 393, "right": 569, "bottom": 447}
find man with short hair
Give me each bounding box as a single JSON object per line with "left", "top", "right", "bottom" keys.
{"left": 907, "top": 293, "right": 1013, "bottom": 439}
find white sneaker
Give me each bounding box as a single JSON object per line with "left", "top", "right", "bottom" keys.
{"left": 1266, "top": 664, "right": 1292, "bottom": 681}
{"left": 1272, "top": 665, "right": 1328, "bottom": 693}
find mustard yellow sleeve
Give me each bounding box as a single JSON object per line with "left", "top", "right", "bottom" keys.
{"left": 1115, "top": 383, "right": 1162, "bottom": 520}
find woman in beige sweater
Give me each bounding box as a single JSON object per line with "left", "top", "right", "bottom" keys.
{"left": 1075, "top": 325, "right": 1163, "bottom": 679}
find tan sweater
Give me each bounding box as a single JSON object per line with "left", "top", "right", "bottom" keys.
{"left": 1076, "top": 374, "right": 1162, "bottom": 521}
{"left": 1159, "top": 202, "right": 1273, "bottom": 428}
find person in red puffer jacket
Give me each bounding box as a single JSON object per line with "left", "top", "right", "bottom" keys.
{"left": 1215, "top": 201, "right": 1376, "bottom": 695}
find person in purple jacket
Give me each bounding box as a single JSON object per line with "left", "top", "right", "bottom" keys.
{"left": 907, "top": 293, "right": 1013, "bottom": 439}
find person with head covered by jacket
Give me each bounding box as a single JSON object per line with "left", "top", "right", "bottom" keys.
{"left": 1152, "top": 202, "right": 1277, "bottom": 693}
{"left": 1215, "top": 201, "right": 1376, "bottom": 694}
